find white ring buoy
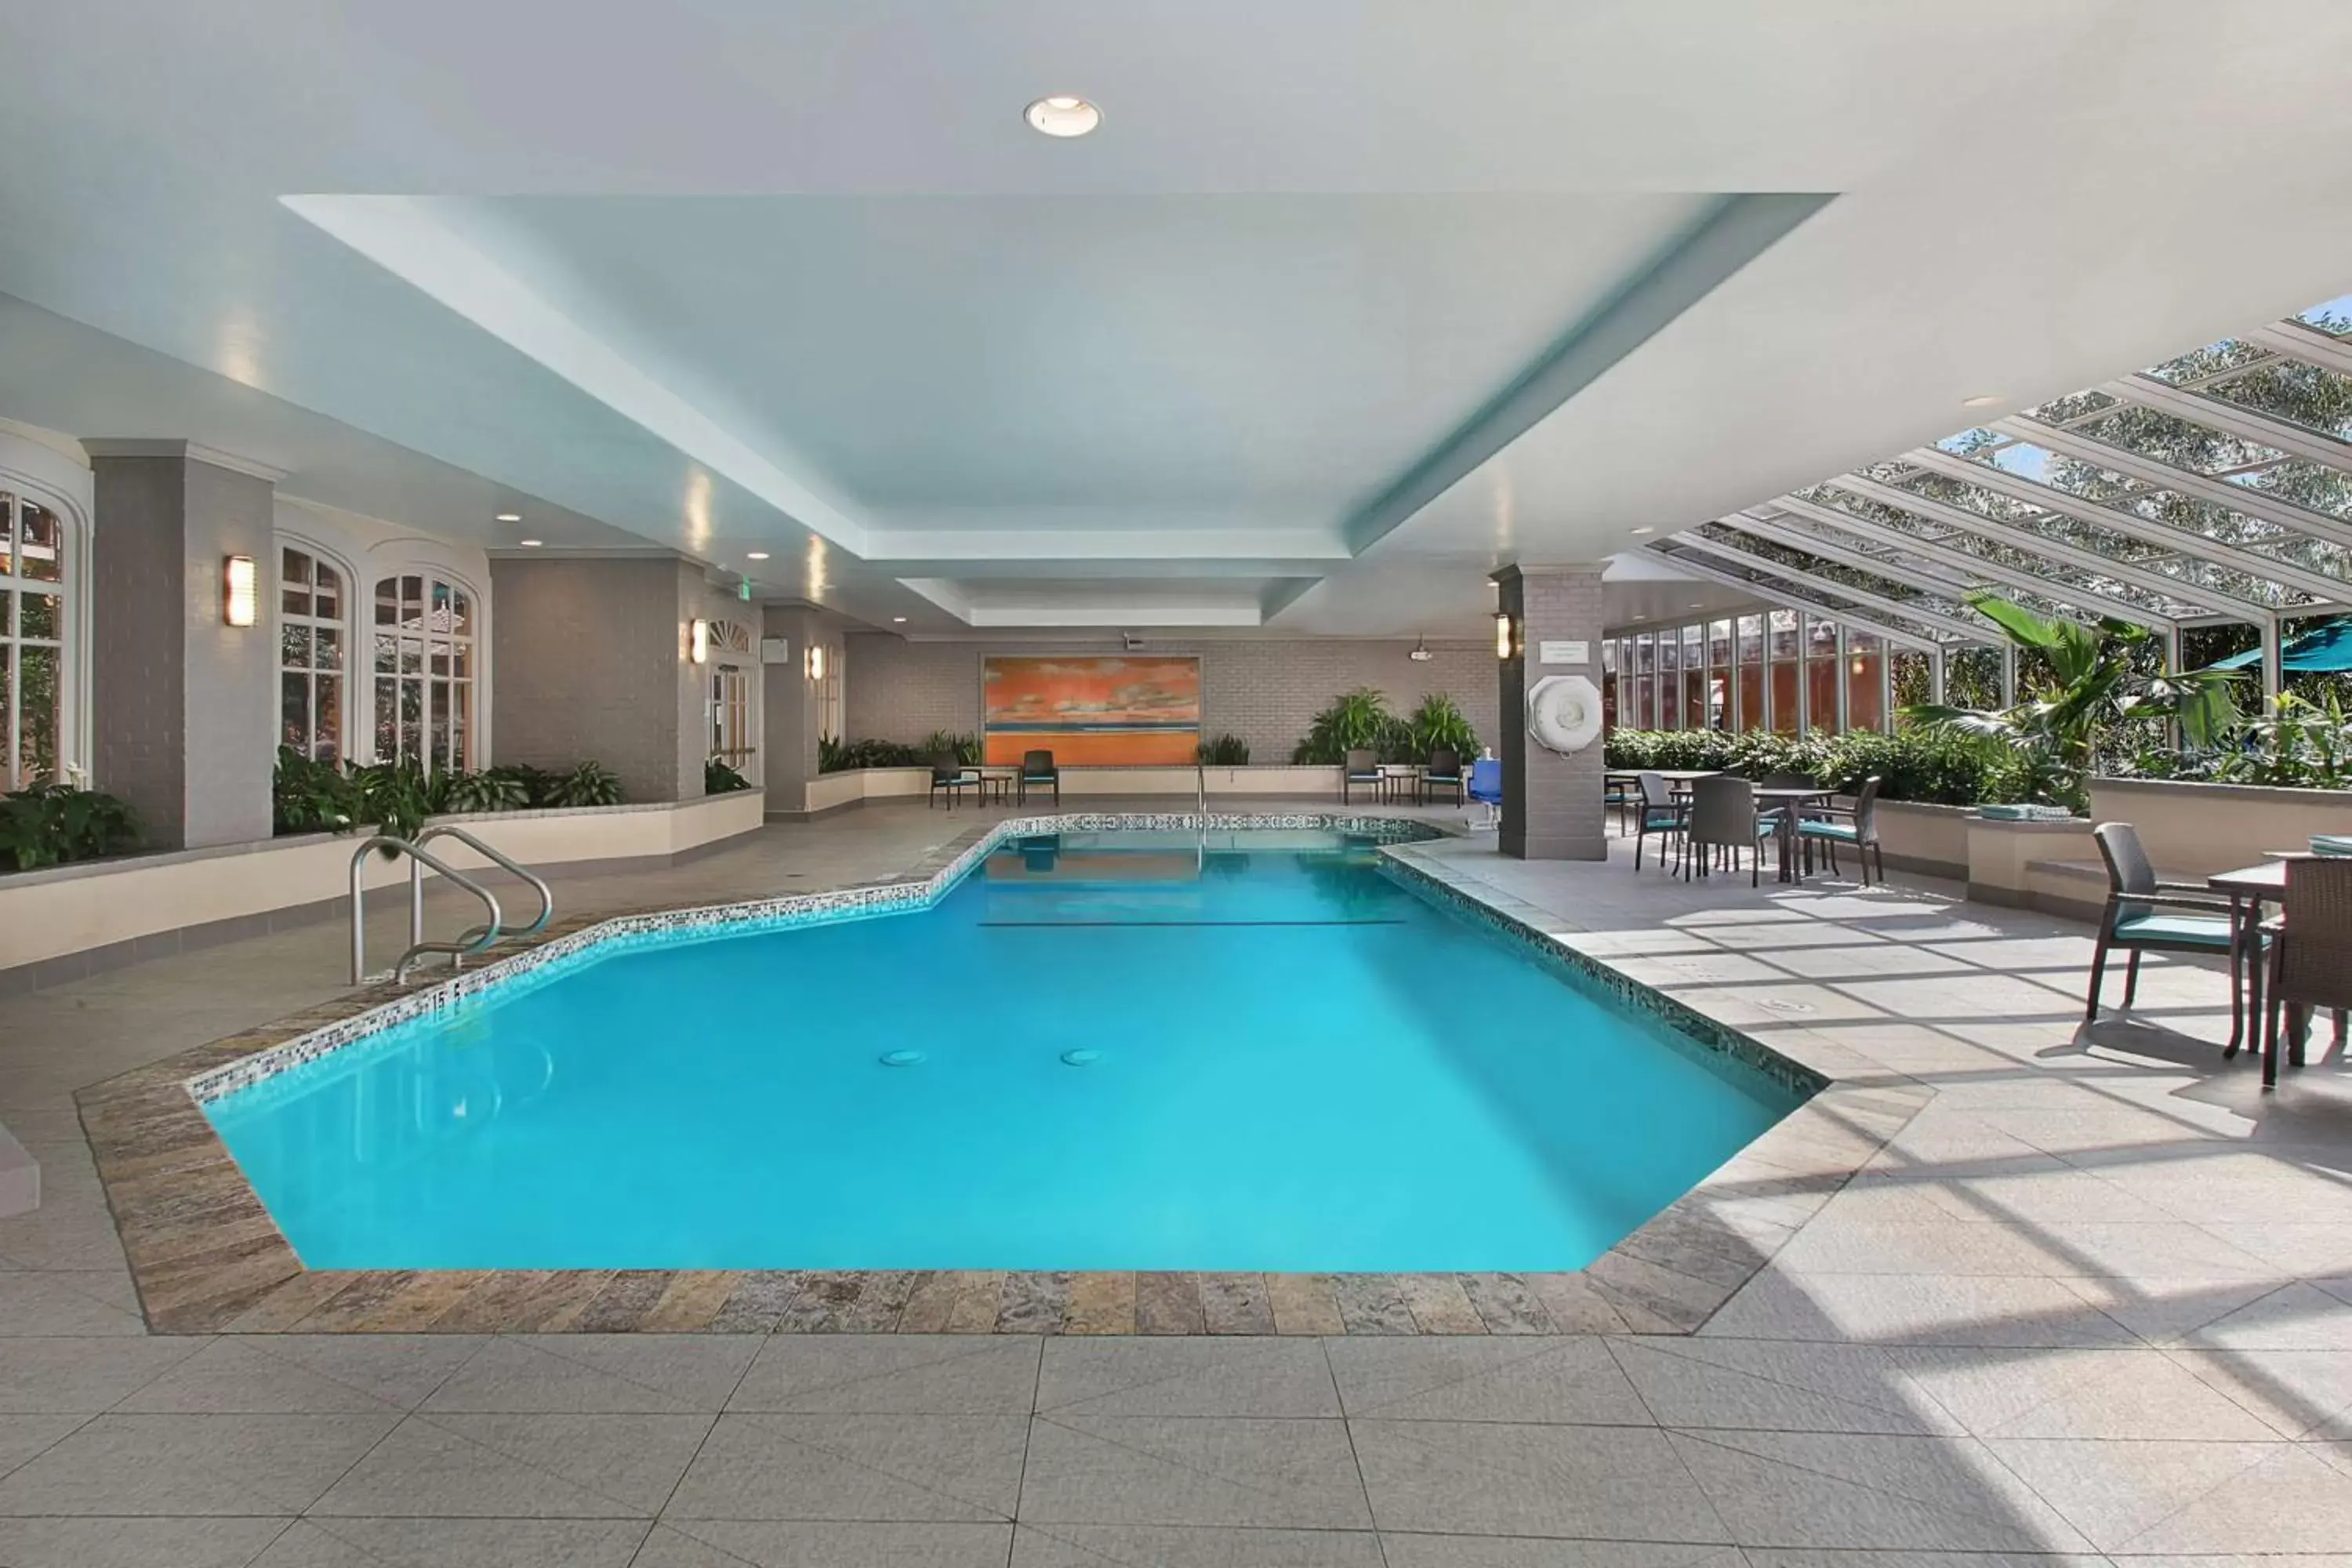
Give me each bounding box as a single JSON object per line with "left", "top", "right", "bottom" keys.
{"left": 1526, "top": 674, "right": 1603, "bottom": 755}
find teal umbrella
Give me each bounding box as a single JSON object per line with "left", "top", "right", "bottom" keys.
{"left": 2205, "top": 616, "right": 2352, "bottom": 673}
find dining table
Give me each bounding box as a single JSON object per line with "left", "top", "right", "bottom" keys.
{"left": 2207, "top": 856, "right": 2301, "bottom": 1086}
{"left": 1753, "top": 785, "right": 1840, "bottom": 884}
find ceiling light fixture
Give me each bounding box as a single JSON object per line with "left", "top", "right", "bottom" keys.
{"left": 495, "top": 512, "right": 521, "bottom": 523}
{"left": 1409, "top": 634, "right": 1434, "bottom": 663}
{"left": 1961, "top": 394, "right": 2004, "bottom": 408}
{"left": 1025, "top": 95, "right": 1101, "bottom": 137}
{"left": 518, "top": 539, "right": 543, "bottom": 547}
{"left": 892, "top": 615, "right": 908, "bottom": 623}
{"left": 1629, "top": 525, "right": 1654, "bottom": 535}
{"left": 746, "top": 550, "right": 770, "bottom": 561}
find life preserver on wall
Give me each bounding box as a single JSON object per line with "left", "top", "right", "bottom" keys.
{"left": 1526, "top": 674, "right": 1604, "bottom": 755}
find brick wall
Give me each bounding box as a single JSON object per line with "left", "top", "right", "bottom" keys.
{"left": 844, "top": 637, "right": 1500, "bottom": 764}
{"left": 491, "top": 557, "right": 687, "bottom": 801}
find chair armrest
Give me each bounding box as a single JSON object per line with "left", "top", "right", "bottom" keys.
{"left": 2155, "top": 879, "right": 2218, "bottom": 895}
{"left": 2122, "top": 891, "right": 2236, "bottom": 914}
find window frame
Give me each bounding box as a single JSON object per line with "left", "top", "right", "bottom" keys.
{"left": 275, "top": 540, "right": 353, "bottom": 764}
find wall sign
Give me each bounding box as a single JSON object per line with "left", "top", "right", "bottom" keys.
{"left": 1537, "top": 639, "right": 1589, "bottom": 666}
{"left": 760, "top": 637, "right": 791, "bottom": 665}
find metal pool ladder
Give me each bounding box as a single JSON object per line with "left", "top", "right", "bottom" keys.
{"left": 348, "top": 827, "right": 555, "bottom": 984}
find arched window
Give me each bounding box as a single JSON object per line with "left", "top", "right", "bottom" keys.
{"left": 278, "top": 546, "right": 347, "bottom": 760}
{"left": 705, "top": 619, "right": 756, "bottom": 775}
{"left": 372, "top": 572, "right": 474, "bottom": 774}
{"left": 2, "top": 489, "right": 66, "bottom": 790}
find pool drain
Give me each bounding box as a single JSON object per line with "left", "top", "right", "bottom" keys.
{"left": 879, "top": 1050, "right": 927, "bottom": 1067}
{"left": 1059, "top": 1049, "right": 1102, "bottom": 1066}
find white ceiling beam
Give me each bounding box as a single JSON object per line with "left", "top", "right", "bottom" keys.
{"left": 1814, "top": 475, "right": 2288, "bottom": 612}
{"left": 1889, "top": 448, "right": 2352, "bottom": 605}
{"left": 1343, "top": 193, "right": 1828, "bottom": 554}
{"left": 1635, "top": 545, "right": 1959, "bottom": 653}
{"left": 1988, "top": 415, "right": 2352, "bottom": 553}
{"left": 2248, "top": 321, "right": 2352, "bottom": 382}
{"left": 1733, "top": 503, "right": 2186, "bottom": 630}
{"left": 1649, "top": 535, "right": 1992, "bottom": 646}
{"left": 2100, "top": 372, "right": 2352, "bottom": 473}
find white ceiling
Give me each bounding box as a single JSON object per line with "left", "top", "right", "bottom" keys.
{"left": 4, "top": 1, "right": 2352, "bottom": 637}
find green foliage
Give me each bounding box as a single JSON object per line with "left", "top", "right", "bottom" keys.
{"left": 1403, "top": 692, "right": 1479, "bottom": 765}
{"left": 818, "top": 737, "right": 931, "bottom": 772}
{"left": 1900, "top": 591, "right": 2241, "bottom": 809}
{"left": 272, "top": 746, "right": 363, "bottom": 835}
{"left": 923, "top": 730, "right": 982, "bottom": 768}
{"left": 351, "top": 761, "right": 434, "bottom": 843}
{"left": 705, "top": 757, "right": 753, "bottom": 794}
{"left": 2214, "top": 689, "right": 2352, "bottom": 789}
{"left": 1292, "top": 688, "right": 1395, "bottom": 764}
{"left": 545, "top": 760, "right": 625, "bottom": 808}
{"left": 0, "top": 784, "right": 143, "bottom": 873}
{"left": 1602, "top": 728, "right": 2004, "bottom": 808}
{"left": 434, "top": 768, "right": 531, "bottom": 816}
{"left": 1196, "top": 733, "right": 1251, "bottom": 766}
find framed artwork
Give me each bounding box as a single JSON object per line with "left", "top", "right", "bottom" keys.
{"left": 982, "top": 655, "right": 1202, "bottom": 766}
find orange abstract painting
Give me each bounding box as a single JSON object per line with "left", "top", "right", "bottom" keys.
{"left": 982, "top": 655, "right": 1202, "bottom": 766}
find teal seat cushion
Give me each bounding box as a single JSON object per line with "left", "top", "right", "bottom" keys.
{"left": 1797, "top": 819, "right": 1859, "bottom": 841}
{"left": 1426, "top": 772, "right": 1463, "bottom": 785}
{"left": 2114, "top": 913, "right": 2232, "bottom": 946}
{"left": 1345, "top": 771, "right": 1381, "bottom": 783}
{"left": 1642, "top": 810, "right": 1682, "bottom": 830}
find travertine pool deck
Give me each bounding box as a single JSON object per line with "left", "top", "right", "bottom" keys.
{"left": 5, "top": 801, "right": 2351, "bottom": 1566}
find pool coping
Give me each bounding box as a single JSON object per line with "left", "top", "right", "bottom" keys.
{"left": 75, "top": 813, "right": 1930, "bottom": 1338}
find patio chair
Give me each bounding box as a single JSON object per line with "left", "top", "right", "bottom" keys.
{"left": 1604, "top": 774, "right": 1634, "bottom": 833}
{"left": 2085, "top": 822, "right": 2237, "bottom": 1023}
{"left": 2263, "top": 855, "right": 2352, "bottom": 1081}
{"left": 1341, "top": 747, "right": 1383, "bottom": 804}
{"left": 1797, "top": 775, "right": 1887, "bottom": 885}
{"left": 1632, "top": 771, "right": 1686, "bottom": 873}
{"left": 928, "top": 752, "right": 980, "bottom": 809}
{"left": 1467, "top": 757, "right": 1502, "bottom": 832}
{"left": 1018, "top": 748, "right": 1059, "bottom": 806}
{"left": 1685, "top": 775, "right": 1777, "bottom": 886}
{"left": 1420, "top": 747, "right": 1465, "bottom": 806}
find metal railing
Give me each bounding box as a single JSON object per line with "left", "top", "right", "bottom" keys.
{"left": 350, "top": 837, "right": 505, "bottom": 985}
{"left": 414, "top": 824, "right": 554, "bottom": 949}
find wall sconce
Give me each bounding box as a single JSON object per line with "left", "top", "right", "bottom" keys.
{"left": 805, "top": 642, "right": 827, "bottom": 681}
{"left": 690, "top": 619, "right": 710, "bottom": 664}
{"left": 1494, "top": 610, "right": 1517, "bottom": 661}
{"left": 223, "top": 555, "right": 257, "bottom": 627}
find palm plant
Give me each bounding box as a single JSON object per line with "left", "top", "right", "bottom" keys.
{"left": 1292, "top": 688, "right": 1392, "bottom": 764}
{"left": 1901, "top": 592, "right": 2240, "bottom": 809}
{"left": 1404, "top": 691, "right": 1479, "bottom": 764}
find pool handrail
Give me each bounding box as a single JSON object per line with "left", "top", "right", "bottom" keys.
{"left": 412, "top": 823, "right": 554, "bottom": 948}
{"left": 348, "top": 836, "right": 506, "bottom": 985}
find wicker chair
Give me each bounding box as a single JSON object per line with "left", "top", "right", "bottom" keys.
{"left": 1632, "top": 771, "right": 1686, "bottom": 873}
{"left": 1797, "top": 775, "right": 1886, "bottom": 885}
{"left": 2262, "top": 855, "right": 2352, "bottom": 1086}
{"left": 1684, "top": 775, "right": 1777, "bottom": 886}
{"left": 2085, "top": 822, "right": 2237, "bottom": 1023}
{"left": 1341, "top": 748, "right": 1383, "bottom": 804}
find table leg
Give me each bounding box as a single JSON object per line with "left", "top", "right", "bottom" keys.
{"left": 2224, "top": 894, "right": 2246, "bottom": 1058}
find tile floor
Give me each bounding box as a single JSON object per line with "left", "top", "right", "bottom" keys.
{"left": 4, "top": 803, "right": 2352, "bottom": 1566}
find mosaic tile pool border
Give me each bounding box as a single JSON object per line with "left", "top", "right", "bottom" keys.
{"left": 79, "top": 815, "right": 1929, "bottom": 1338}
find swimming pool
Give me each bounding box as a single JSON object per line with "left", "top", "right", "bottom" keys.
{"left": 204, "top": 825, "right": 1807, "bottom": 1273}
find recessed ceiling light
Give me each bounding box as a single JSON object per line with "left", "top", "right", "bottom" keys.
{"left": 1025, "top": 95, "right": 1101, "bottom": 137}
{"left": 1629, "top": 525, "right": 1655, "bottom": 535}
{"left": 1961, "top": 394, "right": 2004, "bottom": 408}
{"left": 1690, "top": 603, "right": 1705, "bottom": 609}
{"left": 892, "top": 615, "right": 908, "bottom": 623}
{"left": 494, "top": 512, "right": 521, "bottom": 523}
{"left": 518, "top": 539, "right": 543, "bottom": 547}
{"left": 746, "top": 551, "right": 770, "bottom": 561}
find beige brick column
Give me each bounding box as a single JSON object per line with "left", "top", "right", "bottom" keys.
{"left": 1494, "top": 564, "right": 1608, "bottom": 861}
{"left": 86, "top": 441, "right": 280, "bottom": 850}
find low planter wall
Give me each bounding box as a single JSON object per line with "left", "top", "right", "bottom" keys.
{"left": 1871, "top": 800, "right": 1973, "bottom": 880}
{"left": 800, "top": 763, "right": 1370, "bottom": 811}
{"left": 2087, "top": 776, "right": 2352, "bottom": 876}
{"left": 0, "top": 789, "right": 766, "bottom": 991}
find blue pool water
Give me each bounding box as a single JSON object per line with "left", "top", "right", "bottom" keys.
{"left": 207, "top": 830, "right": 1803, "bottom": 1272}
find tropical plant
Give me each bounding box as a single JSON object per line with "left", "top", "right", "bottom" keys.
{"left": 1602, "top": 727, "right": 2006, "bottom": 808}
{"left": 818, "top": 737, "right": 932, "bottom": 772}
{"left": 817, "top": 733, "right": 849, "bottom": 774}
{"left": 2216, "top": 688, "right": 2352, "bottom": 789}
{"left": 545, "top": 760, "right": 626, "bottom": 808}
{"left": 485, "top": 763, "right": 560, "bottom": 807}
{"left": 349, "top": 761, "right": 434, "bottom": 842}
{"left": 923, "top": 730, "right": 982, "bottom": 768}
{"left": 705, "top": 756, "right": 752, "bottom": 794}
{"left": 1403, "top": 691, "right": 1479, "bottom": 765}
{"left": 1291, "top": 688, "right": 1393, "bottom": 764}
{"left": 272, "top": 747, "right": 363, "bottom": 835}
{"left": 1900, "top": 592, "right": 2239, "bottom": 809}
{"left": 434, "top": 768, "right": 531, "bottom": 815}
{"left": 0, "top": 783, "right": 143, "bottom": 873}
{"left": 1196, "top": 733, "right": 1251, "bottom": 766}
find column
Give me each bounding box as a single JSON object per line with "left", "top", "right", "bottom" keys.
{"left": 87, "top": 441, "right": 280, "bottom": 850}
{"left": 757, "top": 605, "right": 843, "bottom": 817}
{"left": 1494, "top": 564, "right": 1608, "bottom": 861}
{"left": 489, "top": 555, "right": 703, "bottom": 801}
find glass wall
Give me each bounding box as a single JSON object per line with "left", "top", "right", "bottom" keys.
{"left": 1610, "top": 603, "right": 1904, "bottom": 735}
{"left": 1769, "top": 610, "right": 1802, "bottom": 732}
{"left": 1657, "top": 628, "right": 1681, "bottom": 729}
{"left": 1806, "top": 616, "right": 1840, "bottom": 734}
{"left": 1681, "top": 624, "right": 1706, "bottom": 731}
{"left": 1735, "top": 615, "right": 1765, "bottom": 731}
{"left": 1845, "top": 629, "right": 1886, "bottom": 731}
